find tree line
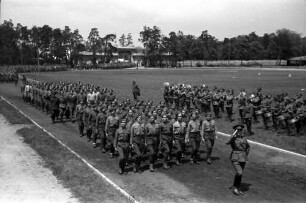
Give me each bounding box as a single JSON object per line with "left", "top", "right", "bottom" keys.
{"left": 0, "top": 19, "right": 305, "bottom": 67}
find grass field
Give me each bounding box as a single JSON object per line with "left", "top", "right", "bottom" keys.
{"left": 1, "top": 78, "right": 306, "bottom": 202}
{"left": 25, "top": 67, "right": 306, "bottom": 155}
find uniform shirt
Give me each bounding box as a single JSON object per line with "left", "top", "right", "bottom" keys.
{"left": 105, "top": 115, "right": 119, "bottom": 132}
{"left": 244, "top": 103, "right": 254, "bottom": 119}
{"left": 130, "top": 121, "right": 145, "bottom": 144}
{"left": 89, "top": 111, "right": 98, "bottom": 128}
{"left": 172, "top": 121, "right": 186, "bottom": 139}
{"left": 228, "top": 132, "right": 250, "bottom": 162}
{"left": 145, "top": 122, "right": 160, "bottom": 141}
{"left": 75, "top": 104, "right": 84, "bottom": 120}
{"left": 160, "top": 121, "right": 173, "bottom": 141}
{"left": 114, "top": 127, "right": 130, "bottom": 148}
{"left": 201, "top": 119, "right": 216, "bottom": 138}
{"left": 96, "top": 112, "right": 107, "bottom": 129}
{"left": 225, "top": 94, "right": 234, "bottom": 107}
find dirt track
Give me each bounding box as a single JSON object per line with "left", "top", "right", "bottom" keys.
{"left": 1, "top": 83, "right": 306, "bottom": 203}
{"left": 0, "top": 114, "right": 78, "bottom": 203}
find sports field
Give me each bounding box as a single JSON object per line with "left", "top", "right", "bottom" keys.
{"left": 25, "top": 67, "right": 306, "bottom": 154}
{"left": 1, "top": 67, "right": 306, "bottom": 202}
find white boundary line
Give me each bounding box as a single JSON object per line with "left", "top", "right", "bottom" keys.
{"left": 0, "top": 96, "right": 139, "bottom": 203}
{"left": 217, "top": 132, "right": 306, "bottom": 158}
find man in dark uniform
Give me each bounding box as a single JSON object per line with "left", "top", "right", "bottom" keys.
{"left": 226, "top": 124, "right": 250, "bottom": 195}
{"left": 114, "top": 119, "right": 131, "bottom": 174}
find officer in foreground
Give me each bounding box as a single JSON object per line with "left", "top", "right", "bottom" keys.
{"left": 226, "top": 124, "right": 250, "bottom": 196}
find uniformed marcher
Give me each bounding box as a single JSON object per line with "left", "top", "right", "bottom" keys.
{"left": 130, "top": 115, "right": 146, "bottom": 173}
{"left": 46, "top": 91, "right": 60, "bottom": 124}
{"left": 145, "top": 115, "right": 161, "bottom": 172}
{"left": 160, "top": 114, "right": 174, "bottom": 169}
{"left": 172, "top": 113, "right": 187, "bottom": 166}
{"left": 114, "top": 119, "right": 131, "bottom": 174}
{"left": 226, "top": 124, "right": 250, "bottom": 196}
{"left": 95, "top": 108, "right": 107, "bottom": 152}
{"left": 83, "top": 103, "right": 93, "bottom": 141}
{"left": 105, "top": 109, "right": 119, "bottom": 158}
{"left": 75, "top": 101, "right": 85, "bottom": 136}
{"left": 186, "top": 112, "right": 202, "bottom": 164}
{"left": 201, "top": 113, "right": 216, "bottom": 164}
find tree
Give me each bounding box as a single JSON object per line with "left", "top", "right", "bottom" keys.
{"left": 102, "top": 34, "right": 117, "bottom": 63}
{"left": 0, "top": 20, "right": 18, "bottom": 65}
{"left": 139, "top": 26, "right": 162, "bottom": 67}
{"left": 87, "top": 28, "right": 100, "bottom": 64}
{"left": 118, "top": 34, "right": 126, "bottom": 47}
{"left": 126, "top": 33, "right": 133, "bottom": 46}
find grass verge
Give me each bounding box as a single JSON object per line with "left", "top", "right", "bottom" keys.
{"left": 0, "top": 100, "right": 127, "bottom": 203}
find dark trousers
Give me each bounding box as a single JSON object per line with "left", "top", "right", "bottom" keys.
{"left": 174, "top": 138, "right": 185, "bottom": 162}
{"left": 244, "top": 118, "right": 252, "bottom": 135}
{"left": 118, "top": 144, "right": 130, "bottom": 171}
{"left": 204, "top": 137, "right": 215, "bottom": 159}
{"left": 232, "top": 161, "right": 246, "bottom": 189}
{"left": 189, "top": 132, "right": 201, "bottom": 162}
{"left": 147, "top": 139, "right": 159, "bottom": 164}
{"left": 161, "top": 139, "right": 173, "bottom": 164}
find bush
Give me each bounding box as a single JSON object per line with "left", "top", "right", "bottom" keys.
{"left": 196, "top": 62, "right": 202, "bottom": 67}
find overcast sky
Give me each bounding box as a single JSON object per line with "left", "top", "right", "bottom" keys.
{"left": 1, "top": 0, "right": 305, "bottom": 45}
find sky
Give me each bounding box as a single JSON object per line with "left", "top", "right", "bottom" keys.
{"left": 1, "top": 0, "right": 305, "bottom": 46}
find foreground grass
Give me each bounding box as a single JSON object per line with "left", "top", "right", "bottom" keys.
{"left": 0, "top": 101, "right": 127, "bottom": 203}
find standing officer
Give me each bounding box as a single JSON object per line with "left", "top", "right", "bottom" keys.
{"left": 130, "top": 115, "right": 146, "bottom": 173}
{"left": 172, "top": 113, "right": 187, "bottom": 166}
{"left": 114, "top": 119, "right": 131, "bottom": 174}
{"left": 226, "top": 124, "right": 250, "bottom": 195}
{"left": 145, "top": 115, "right": 161, "bottom": 172}
{"left": 201, "top": 113, "right": 216, "bottom": 164}
{"left": 186, "top": 112, "right": 202, "bottom": 164}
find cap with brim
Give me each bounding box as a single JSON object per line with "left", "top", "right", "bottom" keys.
{"left": 233, "top": 124, "right": 245, "bottom": 130}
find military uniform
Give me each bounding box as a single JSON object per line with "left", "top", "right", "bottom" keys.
{"left": 114, "top": 125, "right": 130, "bottom": 174}
{"left": 201, "top": 117, "right": 216, "bottom": 164}
{"left": 186, "top": 117, "right": 201, "bottom": 164}
{"left": 145, "top": 121, "right": 160, "bottom": 171}
{"left": 160, "top": 119, "right": 173, "bottom": 169}
{"left": 227, "top": 124, "right": 250, "bottom": 195}
{"left": 173, "top": 120, "right": 186, "bottom": 165}
{"left": 130, "top": 120, "right": 146, "bottom": 172}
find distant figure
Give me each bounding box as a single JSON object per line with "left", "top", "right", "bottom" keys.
{"left": 132, "top": 81, "right": 140, "bottom": 101}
